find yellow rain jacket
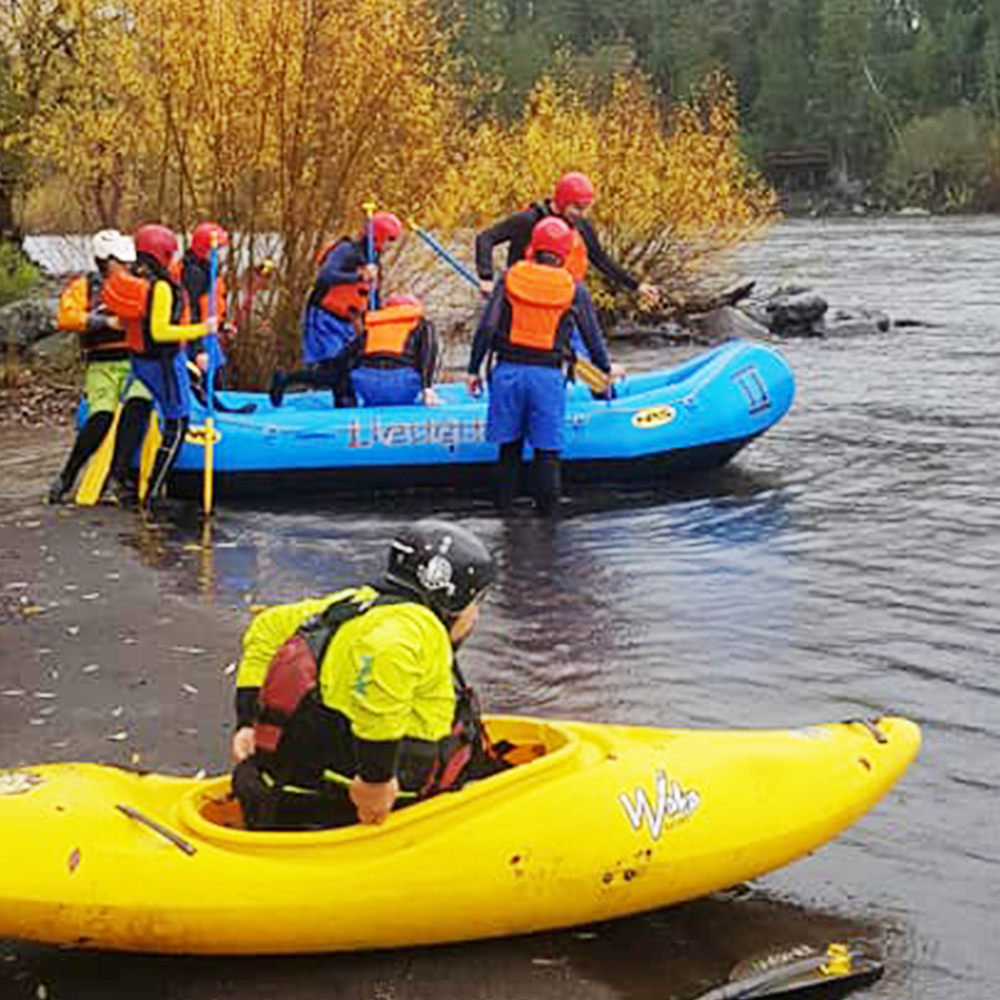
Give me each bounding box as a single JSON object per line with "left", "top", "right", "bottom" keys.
{"left": 236, "top": 586, "right": 456, "bottom": 744}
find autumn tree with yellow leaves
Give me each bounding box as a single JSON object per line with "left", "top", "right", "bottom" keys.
{"left": 36, "top": 0, "right": 465, "bottom": 379}
{"left": 14, "top": 0, "right": 776, "bottom": 381}
{"left": 435, "top": 70, "right": 777, "bottom": 315}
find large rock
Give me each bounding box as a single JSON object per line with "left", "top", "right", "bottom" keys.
{"left": 0, "top": 296, "right": 57, "bottom": 357}
{"left": 687, "top": 306, "right": 772, "bottom": 342}
{"left": 819, "top": 306, "right": 891, "bottom": 337}
{"left": 765, "top": 288, "right": 829, "bottom": 336}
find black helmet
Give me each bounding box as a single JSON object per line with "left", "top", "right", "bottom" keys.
{"left": 385, "top": 520, "right": 495, "bottom": 618}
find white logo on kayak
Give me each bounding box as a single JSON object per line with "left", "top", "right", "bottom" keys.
{"left": 618, "top": 770, "right": 700, "bottom": 840}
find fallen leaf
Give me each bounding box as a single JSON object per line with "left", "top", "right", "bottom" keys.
{"left": 107, "top": 731, "right": 128, "bottom": 742}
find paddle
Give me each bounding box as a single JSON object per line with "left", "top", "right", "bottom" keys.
{"left": 202, "top": 232, "right": 220, "bottom": 516}
{"left": 407, "top": 218, "right": 481, "bottom": 287}
{"left": 689, "top": 941, "right": 883, "bottom": 1000}
{"left": 406, "top": 218, "right": 613, "bottom": 396}
{"left": 363, "top": 200, "right": 379, "bottom": 310}
{"left": 138, "top": 413, "right": 161, "bottom": 506}
{"left": 74, "top": 405, "right": 123, "bottom": 506}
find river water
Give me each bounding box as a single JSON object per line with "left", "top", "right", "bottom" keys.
{"left": 2, "top": 217, "right": 999, "bottom": 999}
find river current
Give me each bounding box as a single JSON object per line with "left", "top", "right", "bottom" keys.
{"left": 3, "top": 216, "right": 999, "bottom": 999}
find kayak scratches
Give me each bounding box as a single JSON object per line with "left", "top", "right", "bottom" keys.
{"left": 0, "top": 769, "right": 44, "bottom": 796}
{"left": 346, "top": 415, "right": 486, "bottom": 451}
{"left": 618, "top": 770, "right": 700, "bottom": 840}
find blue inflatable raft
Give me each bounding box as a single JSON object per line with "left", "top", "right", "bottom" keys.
{"left": 163, "top": 339, "right": 794, "bottom": 499}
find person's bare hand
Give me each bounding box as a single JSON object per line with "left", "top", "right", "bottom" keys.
{"left": 465, "top": 374, "right": 483, "bottom": 397}
{"left": 350, "top": 777, "right": 399, "bottom": 825}
{"left": 231, "top": 726, "right": 255, "bottom": 762}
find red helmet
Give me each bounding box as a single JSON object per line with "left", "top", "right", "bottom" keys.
{"left": 190, "top": 221, "right": 230, "bottom": 261}
{"left": 386, "top": 293, "right": 422, "bottom": 308}
{"left": 528, "top": 217, "right": 574, "bottom": 262}
{"left": 134, "top": 224, "right": 179, "bottom": 270}
{"left": 553, "top": 172, "right": 595, "bottom": 213}
{"left": 370, "top": 211, "right": 403, "bottom": 252}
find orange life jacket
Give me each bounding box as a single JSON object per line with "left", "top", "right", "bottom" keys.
{"left": 100, "top": 270, "right": 152, "bottom": 354}
{"left": 57, "top": 276, "right": 90, "bottom": 333}
{"left": 503, "top": 260, "right": 576, "bottom": 359}
{"left": 319, "top": 280, "right": 368, "bottom": 320}
{"left": 197, "top": 274, "right": 227, "bottom": 324}
{"left": 360, "top": 303, "right": 424, "bottom": 366}
{"left": 101, "top": 271, "right": 189, "bottom": 355}
{"left": 58, "top": 274, "right": 131, "bottom": 361}
{"left": 565, "top": 229, "right": 588, "bottom": 282}
{"left": 178, "top": 257, "right": 228, "bottom": 324}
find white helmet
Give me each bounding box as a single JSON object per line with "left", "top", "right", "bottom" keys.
{"left": 92, "top": 229, "right": 136, "bottom": 264}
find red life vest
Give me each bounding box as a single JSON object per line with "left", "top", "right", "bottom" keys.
{"left": 500, "top": 260, "right": 576, "bottom": 364}
{"left": 360, "top": 303, "right": 424, "bottom": 367}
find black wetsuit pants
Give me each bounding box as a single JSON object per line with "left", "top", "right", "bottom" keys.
{"left": 495, "top": 440, "right": 562, "bottom": 516}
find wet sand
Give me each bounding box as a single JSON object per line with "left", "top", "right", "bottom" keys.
{"left": 0, "top": 425, "right": 879, "bottom": 1000}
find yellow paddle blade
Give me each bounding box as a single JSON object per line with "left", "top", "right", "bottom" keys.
{"left": 202, "top": 416, "right": 215, "bottom": 516}
{"left": 573, "top": 356, "right": 612, "bottom": 395}
{"left": 138, "top": 414, "right": 162, "bottom": 504}
{"left": 75, "top": 406, "right": 123, "bottom": 507}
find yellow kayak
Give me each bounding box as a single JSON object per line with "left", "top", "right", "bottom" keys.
{"left": 0, "top": 714, "right": 919, "bottom": 955}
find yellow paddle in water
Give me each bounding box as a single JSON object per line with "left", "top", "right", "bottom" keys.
{"left": 74, "top": 405, "right": 123, "bottom": 506}
{"left": 138, "top": 414, "right": 161, "bottom": 506}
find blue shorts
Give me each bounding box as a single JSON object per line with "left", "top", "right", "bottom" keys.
{"left": 351, "top": 367, "right": 423, "bottom": 407}
{"left": 131, "top": 352, "right": 192, "bottom": 420}
{"left": 486, "top": 362, "right": 565, "bottom": 451}
{"left": 303, "top": 307, "right": 355, "bottom": 365}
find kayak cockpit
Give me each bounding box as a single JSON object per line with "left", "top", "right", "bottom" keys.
{"left": 178, "top": 716, "right": 578, "bottom": 844}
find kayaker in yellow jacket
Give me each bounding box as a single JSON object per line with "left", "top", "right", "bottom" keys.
{"left": 230, "top": 520, "right": 501, "bottom": 830}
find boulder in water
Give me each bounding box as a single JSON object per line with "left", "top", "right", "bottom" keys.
{"left": 765, "top": 288, "right": 829, "bottom": 336}
{"left": 819, "top": 306, "right": 891, "bottom": 337}
{"left": 688, "top": 306, "right": 771, "bottom": 342}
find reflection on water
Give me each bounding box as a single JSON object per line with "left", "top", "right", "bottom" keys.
{"left": 3, "top": 217, "right": 999, "bottom": 999}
